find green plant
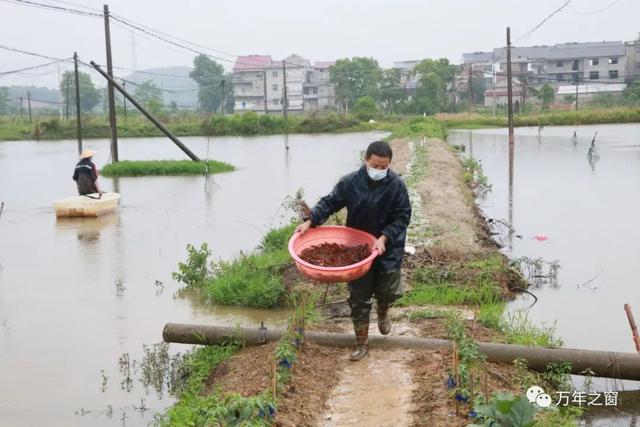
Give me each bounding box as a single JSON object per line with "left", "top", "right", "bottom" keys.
{"left": 503, "top": 312, "right": 563, "bottom": 348}
{"left": 470, "top": 392, "right": 540, "bottom": 427}
{"left": 101, "top": 159, "right": 235, "bottom": 177}
{"left": 539, "top": 361, "right": 571, "bottom": 391}
{"left": 172, "top": 243, "right": 212, "bottom": 288}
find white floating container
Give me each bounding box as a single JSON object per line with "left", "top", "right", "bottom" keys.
{"left": 53, "top": 193, "right": 120, "bottom": 218}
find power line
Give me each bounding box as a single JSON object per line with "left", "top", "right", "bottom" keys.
{"left": 0, "top": 58, "right": 69, "bottom": 76}
{"left": 572, "top": 0, "right": 620, "bottom": 15}
{"left": 0, "top": 0, "right": 100, "bottom": 16}
{"left": 0, "top": 43, "right": 68, "bottom": 62}
{"left": 516, "top": 0, "right": 573, "bottom": 43}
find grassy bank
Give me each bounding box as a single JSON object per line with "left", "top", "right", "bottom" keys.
{"left": 173, "top": 224, "right": 296, "bottom": 308}
{"left": 100, "top": 159, "right": 235, "bottom": 177}
{"left": 437, "top": 107, "right": 640, "bottom": 129}
{"left": 0, "top": 112, "right": 379, "bottom": 141}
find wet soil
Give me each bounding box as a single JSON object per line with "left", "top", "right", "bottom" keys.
{"left": 204, "top": 342, "right": 345, "bottom": 427}
{"left": 320, "top": 349, "right": 416, "bottom": 427}
{"left": 300, "top": 243, "right": 371, "bottom": 267}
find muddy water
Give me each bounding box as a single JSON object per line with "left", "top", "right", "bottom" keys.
{"left": 449, "top": 124, "right": 640, "bottom": 424}
{"left": 0, "top": 131, "right": 386, "bottom": 426}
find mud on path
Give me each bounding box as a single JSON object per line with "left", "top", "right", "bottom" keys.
{"left": 321, "top": 348, "right": 415, "bottom": 427}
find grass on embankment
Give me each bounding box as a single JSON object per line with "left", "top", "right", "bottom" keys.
{"left": 173, "top": 224, "right": 296, "bottom": 308}
{"left": 100, "top": 159, "right": 235, "bottom": 177}
{"left": 0, "top": 111, "right": 379, "bottom": 141}
{"left": 156, "top": 344, "right": 240, "bottom": 426}
{"left": 437, "top": 107, "right": 640, "bottom": 129}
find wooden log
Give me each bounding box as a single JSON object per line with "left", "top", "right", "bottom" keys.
{"left": 163, "top": 323, "right": 640, "bottom": 381}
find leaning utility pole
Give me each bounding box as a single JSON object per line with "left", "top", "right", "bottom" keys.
{"left": 506, "top": 27, "right": 515, "bottom": 145}
{"left": 103, "top": 4, "right": 119, "bottom": 162}
{"left": 90, "top": 61, "right": 201, "bottom": 161}
{"left": 282, "top": 60, "right": 288, "bottom": 123}
{"left": 27, "top": 91, "right": 32, "bottom": 123}
{"left": 74, "top": 52, "right": 83, "bottom": 154}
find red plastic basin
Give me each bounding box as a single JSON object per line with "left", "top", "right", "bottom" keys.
{"left": 288, "top": 225, "right": 379, "bottom": 283}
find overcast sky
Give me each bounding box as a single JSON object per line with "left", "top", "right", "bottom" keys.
{"left": 1, "top": 0, "right": 639, "bottom": 89}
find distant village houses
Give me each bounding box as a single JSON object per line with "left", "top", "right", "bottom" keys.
{"left": 462, "top": 34, "right": 640, "bottom": 108}
{"left": 232, "top": 54, "right": 336, "bottom": 113}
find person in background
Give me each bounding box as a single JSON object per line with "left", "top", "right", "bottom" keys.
{"left": 296, "top": 140, "right": 412, "bottom": 361}
{"left": 73, "top": 149, "right": 103, "bottom": 197}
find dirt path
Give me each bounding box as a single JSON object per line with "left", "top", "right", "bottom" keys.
{"left": 391, "top": 137, "right": 491, "bottom": 257}
{"left": 320, "top": 346, "right": 415, "bottom": 427}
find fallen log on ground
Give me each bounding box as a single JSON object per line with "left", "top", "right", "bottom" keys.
{"left": 163, "top": 323, "right": 640, "bottom": 381}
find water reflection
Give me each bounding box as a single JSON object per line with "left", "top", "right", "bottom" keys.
{"left": 0, "top": 131, "right": 386, "bottom": 426}
{"left": 449, "top": 124, "right": 640, "bottom": 423}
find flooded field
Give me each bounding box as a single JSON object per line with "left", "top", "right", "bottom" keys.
{"left": 0, "top": 131, "right": 386, "bottom": 426}
{"left": 450, "top": 124, "right": 640, "bottom": 425}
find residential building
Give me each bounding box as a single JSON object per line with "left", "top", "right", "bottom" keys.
{"left": 232, "top": 55, "right": 272, "bottom": 112}
{"left": 232, "top": 54, "right": 335, "bottom": 113}
{"left": 625, "top": 34, "right": 640, "bottom": 82}
{"left": 304, "top": 61, "right": 336, "bottom": 111}
{"left": 463, "top": 39, "right": 633, "bottom": 106}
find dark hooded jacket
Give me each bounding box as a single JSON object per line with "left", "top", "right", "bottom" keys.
{"left": 309, "top": 165, "right": 411, "bottom": 272}
{"left": 73, "top": 158, "right": 98, "bottom": 195}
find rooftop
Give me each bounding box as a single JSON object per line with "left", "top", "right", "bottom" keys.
{"left": 233, "top": 55, "right": 272, "bottom": 71}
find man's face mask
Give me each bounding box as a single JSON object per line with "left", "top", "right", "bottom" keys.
{"left": 366, "top": 165, "right": 388, "bottom": 181}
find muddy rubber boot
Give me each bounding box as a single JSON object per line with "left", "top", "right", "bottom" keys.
{"left": 349, "top": 322, "right": 369, "bottom": 361}
{"left": 377, "top": 302, "right": 391, "bottom": 335}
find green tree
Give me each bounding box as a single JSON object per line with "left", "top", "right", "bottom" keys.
{"left": 0, "top": 87, "right": 9, "bottom": 115}
{"left": 538, "top": 84, "right": 555, "bottom": 109}
{"left": 134, "top": 80, "right": 163, "bottom": 115}
{"left": 623, "top": 79, "right": 640, "bottom": 104}
{"left": 189, "top": 54, "right": 229, "bottom": 113}
{"left": 471, "top": 75, "right": 486, "bottom": 104}
{"left": 378, "top": 68, "right": 405, "bottom": 113}
{"left": 353, "top": 96, "right": 378, "bottom": 121}
{"left": 411, "top": 73, "right": 448, "bottom": 115}
{"left": 59, "top": 71, "right": 101, "bottom": 113}
{"left": 330, "top": 57, "right": 382, "bottom": 111}
{"left": 410, "top": 58, "right": 457, "bottom": 114}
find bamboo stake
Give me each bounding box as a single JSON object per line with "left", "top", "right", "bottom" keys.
{"left": 624, "top": 304, "right": 640, "bottom": 353}
{"left": 469, "top": 367, "right": 475, "bottom": 407}
{"left": 483, "top": 370, "right": 489, "bottom": 403}
{"left": 272, "top": 360, "right": 277, "bottom": 398}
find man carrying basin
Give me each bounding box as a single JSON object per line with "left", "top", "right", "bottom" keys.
{"left": 296, "top": 140, "right": 411, "bottom": 361}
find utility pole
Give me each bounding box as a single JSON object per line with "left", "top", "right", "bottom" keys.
{"left": 74, "top": 52, "right": 83, "bottom": 155}
{"left": 90, "top": 61, "right": 200, "bottom": 161}
{"left": 575, "top": 79, "right": 579, "bottom": 111}
{"left": 282, "top": 60, "right": 288, "bottom": 123}
{"left": 506, "top": 27, "right": 515, "bottom": 145}
{"left": 220, "top": 80, "right": 226, "bottom": 115}
{"left": 122, "top": 80, "right": 127, "bottom": 121}
{"left": 492, "top": 68, "right": 496, "bottom": 116}
{"left": 65, "top": 77, "right": 70, "bottom": 120}
{"left": 19, "top": 97, "right": 23, "bottom": 121}
{"left": 27, "top": 91, "right": 32, "bottom": 123}
{"left": 57, "top": 64, "right": 63, "bottom": 120}
{"left": 468, "top": 65, "right": 473, "bottom": 115}
{"left": 263, "top": 72, "right": 268, "bottom": 113}
{"left": 103, "top": 4, "right": 119, "bottom": 162}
